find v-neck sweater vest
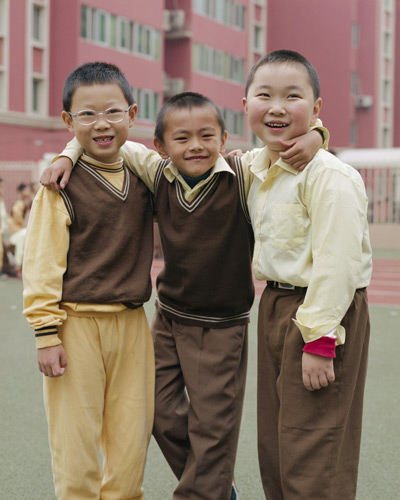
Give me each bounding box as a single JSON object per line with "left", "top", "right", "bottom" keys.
{"left": 60, "top": 157, "right": 153, "bottom": 306}
{"left": 154, "top": 155, "right": 255, "bottom": 328}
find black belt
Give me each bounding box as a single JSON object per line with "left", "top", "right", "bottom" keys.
{"left": 267, "top": 281, "right": 305, "bottom": 291}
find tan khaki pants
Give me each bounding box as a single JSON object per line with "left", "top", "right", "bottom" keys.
{"left": 151, "top": 307, "right": 248, "bottom": 500}
{"left": 257, "top": 287, "right": 370, "bottom": 500}
{"left": 44, "top": 307, "right": 155, "bottom": 500}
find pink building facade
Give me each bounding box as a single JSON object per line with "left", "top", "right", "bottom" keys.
{"left": 0, "top": 0, "right": 399, "bottom": 165}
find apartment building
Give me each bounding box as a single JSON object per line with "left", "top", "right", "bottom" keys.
{"left": 0, "top": 0, "right": 399, "bottom": 165}
{"left": 0, "top": 0, "right": 258, "bottom": 163}
{"left": 267, "top": 0, "right": 400, "bottom": 148}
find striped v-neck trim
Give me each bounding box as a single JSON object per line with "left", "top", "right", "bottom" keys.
{"left": 175, "top": 174, "right": 219, "bottom": 213}
{"left": 154, "top": 159, "right": 220, "bottom": 213}
{"left": 77, "top": 158, "right": 130, "bottom": 202}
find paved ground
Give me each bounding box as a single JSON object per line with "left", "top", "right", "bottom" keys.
{"left": 0, "top": 253, "right": 399, "bottom": 499}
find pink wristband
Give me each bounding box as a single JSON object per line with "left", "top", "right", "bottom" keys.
{"left": 302, "top": 336, "right": 336, "bottom": 358}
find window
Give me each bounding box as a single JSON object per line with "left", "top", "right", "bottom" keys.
{"left": 33, "top": 4, "right": 44, "bottom": 43}
{"left": 253, "top": 25, "right": 263, "bottom": 52}
{"left": 32, "top": 78, "right": 43, "bottom": 113}
{"left": 0, "top": 71, "right": 4, "bottom": 110}
{"left": 193, "top": 0, "right": 246, "bottom": 30}
{"left": 0, "top": 0, "right": 6, "bottom": 35}
{"left": 227, "top": 55, "right": 244, "bottom": 83}
{"left": 350, "top": 121, "right": 357, "bottom": 146}
{"left": 96, "top": 10, "right": 108, "bottom": 44}
{"left": 222, "top": 108, "right": 244, "bottom": 137}
{"left": 80, "top": 6, "right": 160, "bottom": 59}
{"left": 118, "top": 17, "right": 130, "bottom": 50}
{"left": 351, "top": 71, "right": 358, "bottom": 95}
{"left": 194, "top": 43, "right": 244, "bottom": 83}
{"left": 110, "top": 15, "right": 117, "bottom": 47}
{"left": 382, "top": 80, "right": 390, "bottom": 104}
{"left": 133, "top": 88, "right": 160, "bottom": 121}
{"left": 351, "top": 22, "right": 359, "bottom": 48}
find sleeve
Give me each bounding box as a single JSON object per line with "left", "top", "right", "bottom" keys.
{"left": 310, "top": 118, "right": 330, "bottom": 150}
{"left": 54, "top": 138, "right": 161, "bottom": 193}
{"left": 293, "top": 167, "right": 368, "bottom": 345}
{"left": 118, "top": 141, "right": 161, "bottom": 193}
{"left": 53, "top": 136, "right": 83, "bottom": 166}
{"left": 22, "top": 187, "right": 71, "bottom": 349}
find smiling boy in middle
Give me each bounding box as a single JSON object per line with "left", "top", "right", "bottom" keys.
{"left": 42, "top": 91, "right": 326, "bottom": 500}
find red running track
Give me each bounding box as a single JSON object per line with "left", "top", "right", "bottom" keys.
{"left": 150, "top": 257, "right": 400, "bottom": 308}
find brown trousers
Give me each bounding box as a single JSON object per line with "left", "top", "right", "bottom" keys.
{"left": 151, "top": 306, "right": 248, "bottom": 500}
{"left": 257, "top": 287, "right": 370, "bottom": 500}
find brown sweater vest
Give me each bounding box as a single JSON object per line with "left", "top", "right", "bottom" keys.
{"left": 60, "top": 158, "right": 153, "bottom": 306}
{"left": 154, "top": 155, "right": 254, "bottom": 328}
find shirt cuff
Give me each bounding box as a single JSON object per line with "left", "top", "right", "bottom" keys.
{"left": 35, "top": 326, "right": 62, "bottom": 349}
{"left": 302, "top": 336, "right": 336, "bottom": 358}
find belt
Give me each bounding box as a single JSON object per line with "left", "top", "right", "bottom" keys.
{"left": 267, "top": 281, "right": 305, "bottom": 291}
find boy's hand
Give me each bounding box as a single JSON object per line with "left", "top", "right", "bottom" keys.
{"left": 279, "top": 129, "right": 323, "bottom": 171}
{"left": 302, "top": 352, "right": 335, "bottom": 391}
{"left": 40, "top": 157, "right": 73, "bottom": 192}
{"left": 37, "top": 345, "right": 68, "bottom": 377}
{"left": 228, "top": 149, "right": 244, "bottom": 157}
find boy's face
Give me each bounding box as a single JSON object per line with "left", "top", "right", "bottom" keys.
{"left": 62, "top": 83, "right": 136, "bottom": 164}
{"left": 243, "top": 62, "right": 321, "bottom": 159}
{"left": 153, "top": 105, "right": 227, "bottom": 178}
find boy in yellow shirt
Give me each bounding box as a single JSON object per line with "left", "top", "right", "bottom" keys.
{"left": 241, "top": 49, "right": 372, "bottom": 500}
{"left": 23, "top": 62, "right": 155, "bottom": 500}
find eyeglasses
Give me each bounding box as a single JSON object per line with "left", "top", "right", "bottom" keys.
{"left": 68, "top": 106, "right": 131, "bottom": 125}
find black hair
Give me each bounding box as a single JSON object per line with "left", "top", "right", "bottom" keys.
{"left": 154, "top": 91, "right": 226, "bottom": 143}
{"left": 17, "top": 183, "right": 28, "bottom": 192}
{"left": 245, "top": 49, "right": 320, "bottom": 100}
{"left": 62, "top": 62, "right": 134, "bottom": 112}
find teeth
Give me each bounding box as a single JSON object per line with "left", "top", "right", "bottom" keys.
{"left": 267, "top": 123, "right": 287, "bottom": 128}
{"left": 95, "top": 137, "right": 112, "bottom": 142}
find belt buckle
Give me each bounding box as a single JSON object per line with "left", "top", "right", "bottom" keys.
{"left": 278, "top": 282, "right": 296, "bottom": 290}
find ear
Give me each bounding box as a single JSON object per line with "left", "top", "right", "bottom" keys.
{"left": 62, "top": 111, "right": 75, "bottom": 133}
{"left": 242, "top": 97, "right": 248, "bottom": 116}
{"left": 153, "top": 138, "right": 169, "bottom": 159}
{"left": 311, "top": 98, "right": 322, "bottom": 124}
{"left": 220, "top": 130, "right": 228, "bottom": 153}
{"left": 128, "top": 104, "right": 137, "bottom": 128}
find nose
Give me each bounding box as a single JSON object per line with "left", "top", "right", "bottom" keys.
{"left": 189, "top": 137, "right": 203, "bottom": 150}
{"left": 94, "top": 112, "right": 110, "bottom": 128}
{"left": 268, "top": 99, "right": 286, "bottom": 115}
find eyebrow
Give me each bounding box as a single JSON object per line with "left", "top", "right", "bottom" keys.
{"left": 254, "top": 84, "right": 304, "bottom": 92}
{"left": 171, "top": 125, "right": 217, "bottom": 136}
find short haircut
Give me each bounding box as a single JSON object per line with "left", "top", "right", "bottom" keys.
{"left": 245, "top": 49, "right": 320, "bottom": 100}
{"left": 62, "top": 62, "right": 134, "bottom": 112}
{"left": 154, "top": 91, "right": 226, "bottom": 143}
{"left": 17, "top": 183, "right": 28, "bottom": 192}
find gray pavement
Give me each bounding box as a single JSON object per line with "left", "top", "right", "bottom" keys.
{"left": 0, "top": 278, "right": 399, "bottom": 499}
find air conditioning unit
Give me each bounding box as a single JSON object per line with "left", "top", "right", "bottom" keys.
{"left": 163, "top": 10, "right": 171, "bottom": 31}
{"left": 355, "top": 95, "right": 373, "bottom": 109}
{"left": 164, "top": 77, "right": 185, "bottom": 97}
{"left": 169, "top": 10, "right": 185, "bottom": 31}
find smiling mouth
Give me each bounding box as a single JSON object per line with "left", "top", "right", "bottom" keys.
{"left": 185, "top": 156, "right": 208, "bottom": 161}
{"left": 266, "top": 122, "right": 288, "bottom": 129}
{"left": 94, "top": 136, "right": 114, "bottom": 144}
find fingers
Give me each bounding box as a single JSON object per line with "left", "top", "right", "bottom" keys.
{"left": 38, "top": 361, "right": 66, "bottom": 377}
{"left": 303, "top": 370, "right": 335, "bottom": 391}
{"left": 59, "top": 169, "right": 71, "bottom": 189}
{"left": 37, "top": 346, "right": 68, "bottom": 378}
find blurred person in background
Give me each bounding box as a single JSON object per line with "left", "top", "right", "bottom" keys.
{"left": 0, "top": 178, "right": 8, "bottom": 276}
{"left": 8, "top": 183, "right": 33, "bottom": 278}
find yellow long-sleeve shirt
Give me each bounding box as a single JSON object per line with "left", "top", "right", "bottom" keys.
{"left": 23, "top": 156, "right": 129, "bottom": 349}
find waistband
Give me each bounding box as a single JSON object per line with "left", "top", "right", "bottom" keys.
{"left": 267, "top": 281, "right": 306, "bottom": 291}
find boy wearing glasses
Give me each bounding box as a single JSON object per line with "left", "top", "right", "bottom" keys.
{"left": 22, "top": 62, "right": 155, "bottom": 500}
